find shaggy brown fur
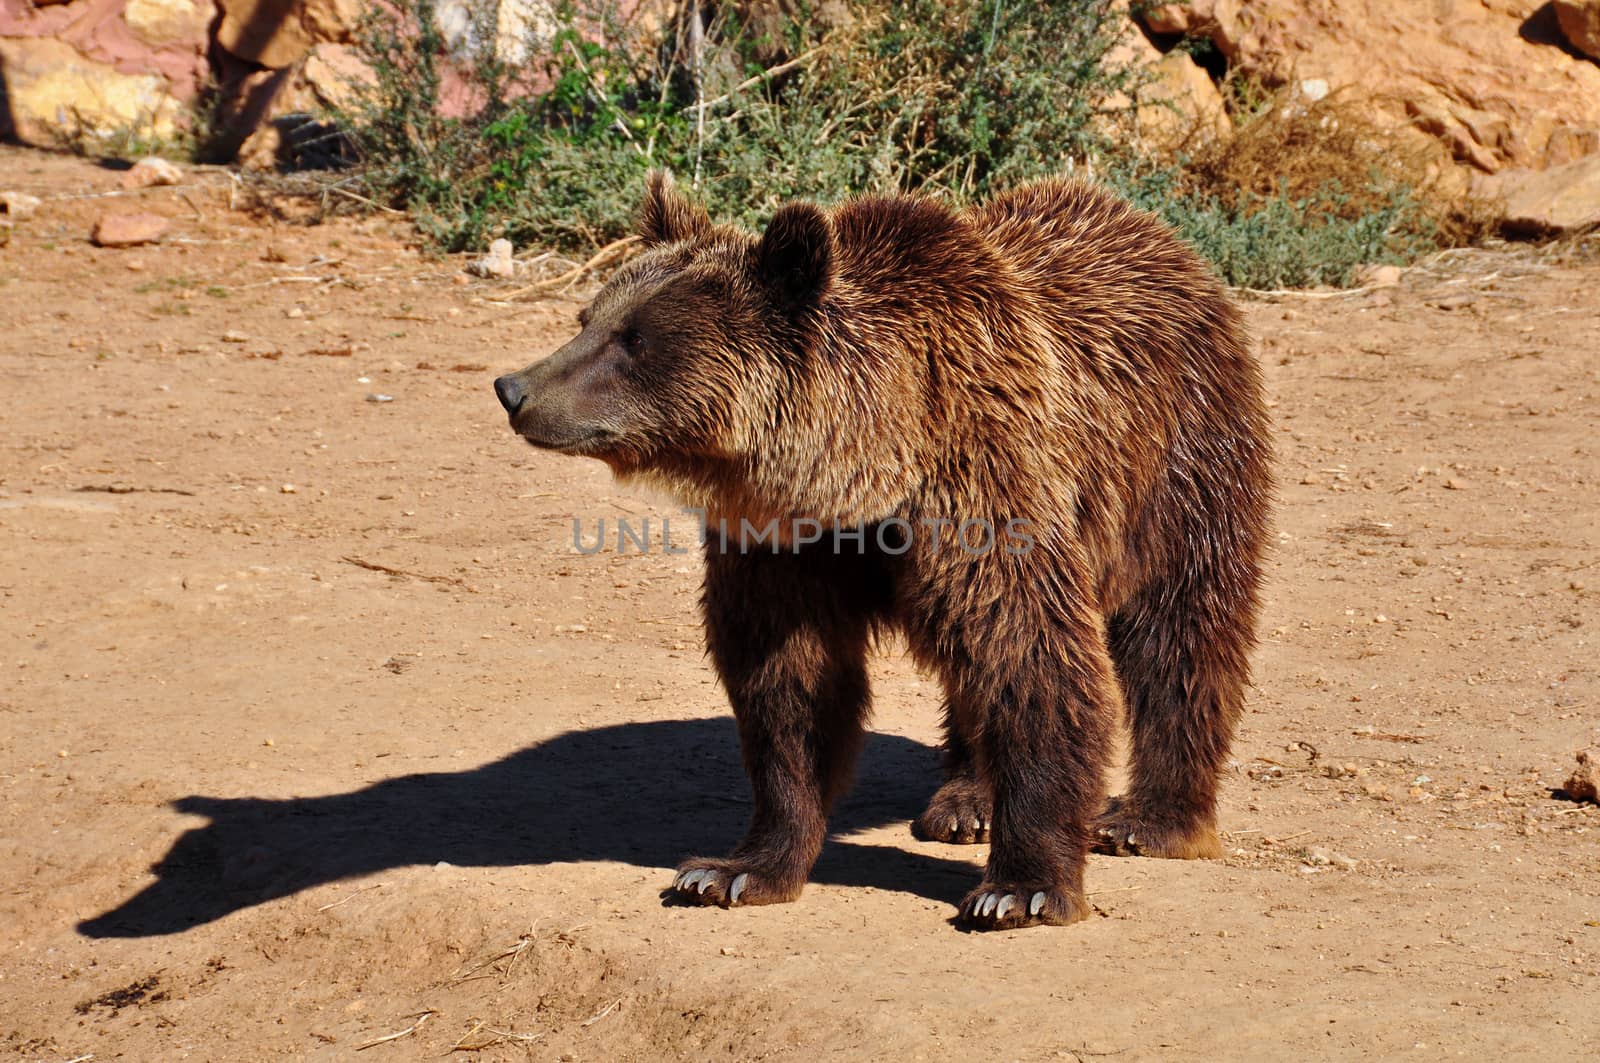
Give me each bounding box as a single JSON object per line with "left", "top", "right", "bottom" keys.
{"left": 494, "top": 171, "right": 1272, "bottom": 930}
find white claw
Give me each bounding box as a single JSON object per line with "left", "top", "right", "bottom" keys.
{"left": 679, "top": 869, "right": 706, "bottom": 892}
{"left": 981, "top": 893, "right": 998, "bottom": 917}
{"left": 948, "top": 816, "right": 960, "bottom": 836}
{"left": 1029, "top": 891, "right": 1046, "bottom": 916}
{"left": 730, "top": 872, "right": 749, "bottom": 903}
{"left": 1126, "top": 833, "right": 1137, "bottom": 849}
{"left": 672, "top": 872, "right": 686, "bottom": 889}
{"left": 698, "top": 872, "right": 718, "bottom": 894}
{"left": 995, "top": 895, "right": 1017, "bottom": 920}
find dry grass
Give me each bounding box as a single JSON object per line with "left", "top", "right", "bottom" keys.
{"left": 1180, "top": 83, "right": 1500, "bottom": 247}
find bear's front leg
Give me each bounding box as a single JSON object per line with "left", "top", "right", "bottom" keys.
{"left": 667, "top": 542, "right": 883, "bottom": 909}
{"left": 911, "top": 544, "right": 1118, "bottom": 930}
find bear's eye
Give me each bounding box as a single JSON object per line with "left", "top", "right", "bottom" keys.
{"left": 619, "top": 327, "right": 646, "bottom": 357}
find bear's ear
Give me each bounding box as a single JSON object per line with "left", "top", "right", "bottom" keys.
{"left": 638, "top": 170, "right": 712, "bottom": 246}
{"left": 757, "top": 202, "right": 832, "bottom": 315}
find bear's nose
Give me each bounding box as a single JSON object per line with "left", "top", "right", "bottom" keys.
{"left": 494, "top": 374, "right": 525, "bottom": 414}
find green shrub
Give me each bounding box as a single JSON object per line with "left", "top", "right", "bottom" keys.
{"left": 1111, "top": 163, "right": 1433, "bottom": 289}
{"left": 335, "top": 0, "right": 1471, "bottom": 285}
{"left": 340, "top": 0, "right": 1148, "bottom": 251}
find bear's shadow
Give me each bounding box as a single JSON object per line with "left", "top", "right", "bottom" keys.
{"left": 79, "top": 718, "right": 981, "bottom": 938}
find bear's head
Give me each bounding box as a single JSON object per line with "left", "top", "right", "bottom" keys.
{"left": 494, "top": 171, "right": 835, "bottom": 504}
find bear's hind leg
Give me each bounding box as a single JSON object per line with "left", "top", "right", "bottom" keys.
{"left": 913, "top": 715, "right": 992, "bottom": 844}
{"left": 668, "top": 543, "right": 884, "bottom": 908}
{"left": 1095, "top": 574, "right": 1258, "bottom": 860}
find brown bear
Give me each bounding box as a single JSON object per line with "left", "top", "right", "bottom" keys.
{"left": 493, "top": 171, "right": 1272, "bottom": 930}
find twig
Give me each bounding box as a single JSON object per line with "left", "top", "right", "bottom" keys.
{"left": 316, "top": 882, "right": 384, "bottom": 912}
{"left": 340, "top": 555, "right": 466, "bottom": 587}
{"left": 690, "top": 0, "right": 704, "bottom": 187}
{"left": 1230, "top": 284, "right": 1382, "bottom": 300}
{"left": 236, "top": 276, "right": 332, "bottom": 288}
{"left": 502, "top": 236, "right": 640, "bottom": 300}
{"left": 451, "top": 1021, "right": 545, "bottom": 1052}
{"left": 325, "top": 184, "right": 406, "bottom": 216}
{"left": 561, "top": 36, "right": 640, "bottom": 152}
{"left": 690, "top": 47, "right": 825, "bottom": 113}
{"left": 355, "top": 1011, "right": 433, "bottom": 1050}
{"left": 75, "top": 484, "right": 196, "bottom": 496}
{"left": 580, "top": 998, "right": 622, "bottom": 1027}
{"left": 451, "top": 932, "right": 537, "bottom": 984}
{"left": 1087, "top": 885, "right": 1143, "bottom": 896}
{"left": 177, "top": 189, "right": 205, "bottom": 221}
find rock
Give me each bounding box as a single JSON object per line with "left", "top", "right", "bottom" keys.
{"left": 1, "top": 191, "right": 43, "bottom": 220}
{"left": 468, "top": 238, "right": 518, "bottom": 279}
{"left": 1101, "top": 26, "right": 1230, "bottom": 150}
{"left": 1562, "top": 750, "right": 1598, "bottom": 805}
{"left": 0, "top": 0, "right": 215, "bottom": 146}
{"left": 302, "top": 0, "right": 363, "bottom": 43}
{"left": 1140, "top": 48, "right": 1232, "bottom": 148}
{"left": 299, "top": 42, "right": 374, "bottom": 108}
{"left": 1143, "top": 0, "right": 1242, "bottom": 50}
{"left": 120, "top": 156, "right": 185, "bottom": 190}
{"left": 433, "top": 0, "right": 559, "bottom": 65}
{"left": 0, "top": 38, "right": 186, "bottom": 147}
{"left": 216, "top": 0, "right": 314, "bottom": 68}
{"left": 1495, "top": 154, "right": 1600, "bottom": 236}
{"left": 1353, "top": 264, "right": 1403, "bottom": 288}
{"left": 228, "top": 44, "right": 373, "bottom": 168}
{"left": 123, "top": 0, "right": 213, "bottom": 47}
{"left": 91, "top": 212, "right": 171, "bottom": 247}
{"left": 1554, "top": 0, "right": 1600, "bottom": 61}
{"left": 216, "top": 0, "right": 361, "bottom": 68}
{"left": 1143, "top": 0, "right": 1600, "bottom": 176}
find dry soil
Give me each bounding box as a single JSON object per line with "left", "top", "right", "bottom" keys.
{"left": 1, "top": 148, "right": 1596, "bottom": 1061}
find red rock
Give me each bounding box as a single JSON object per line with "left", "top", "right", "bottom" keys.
{"left": 215, "top": 0, "right": 361, "bottom": 68}
{"left": 91, "top": 213, "right": 171, "bottom": 247}
{"left": 1141, "top": 0, "right": 1600, "bottom": 176}
{"left": 1494, "top": 154, "right": 1600, "bottom": 235}
{"left": 1554, "top": 0, "right": 1600, "bottom": 61}
{"left": 119, "top": 156, "right": 185, "bottom": 189}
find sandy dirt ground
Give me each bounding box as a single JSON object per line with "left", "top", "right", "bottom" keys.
{"left": 1, "top": 147, "right": 1597, "bottom": 1061}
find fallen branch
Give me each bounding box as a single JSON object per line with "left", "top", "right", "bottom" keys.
{"left": 451, "top": 1020, "right": 545, "bottom": 1052}
{"left": 340, "top": 555, "right": 466, "bottom": 587}
{"left": 580, "top": 998, "right": 622, "bottom": 1027}
{"left": 355, "top": 1011, "right": 433, "bottom": 1050}
{"left": 75, "top": 484, "right": 196, "bottom": 497}
{"left": 1230, "top": 283, "right": 1383, "bottom": 300}
{"left": 503, "top": 236, "right": 640, "bottom": 300}
{"left": 325, "top": 184, "right": 406, "bottom": 216}
{"left": 315, "top": 882, "right": 384, "bottom": 912}
{"left": 690, "top": 47, "right": 825, "bottom": 112}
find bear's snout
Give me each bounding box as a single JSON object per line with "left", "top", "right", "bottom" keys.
{"left": 493, "top": 374, "right": 525, "bottom": 414}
